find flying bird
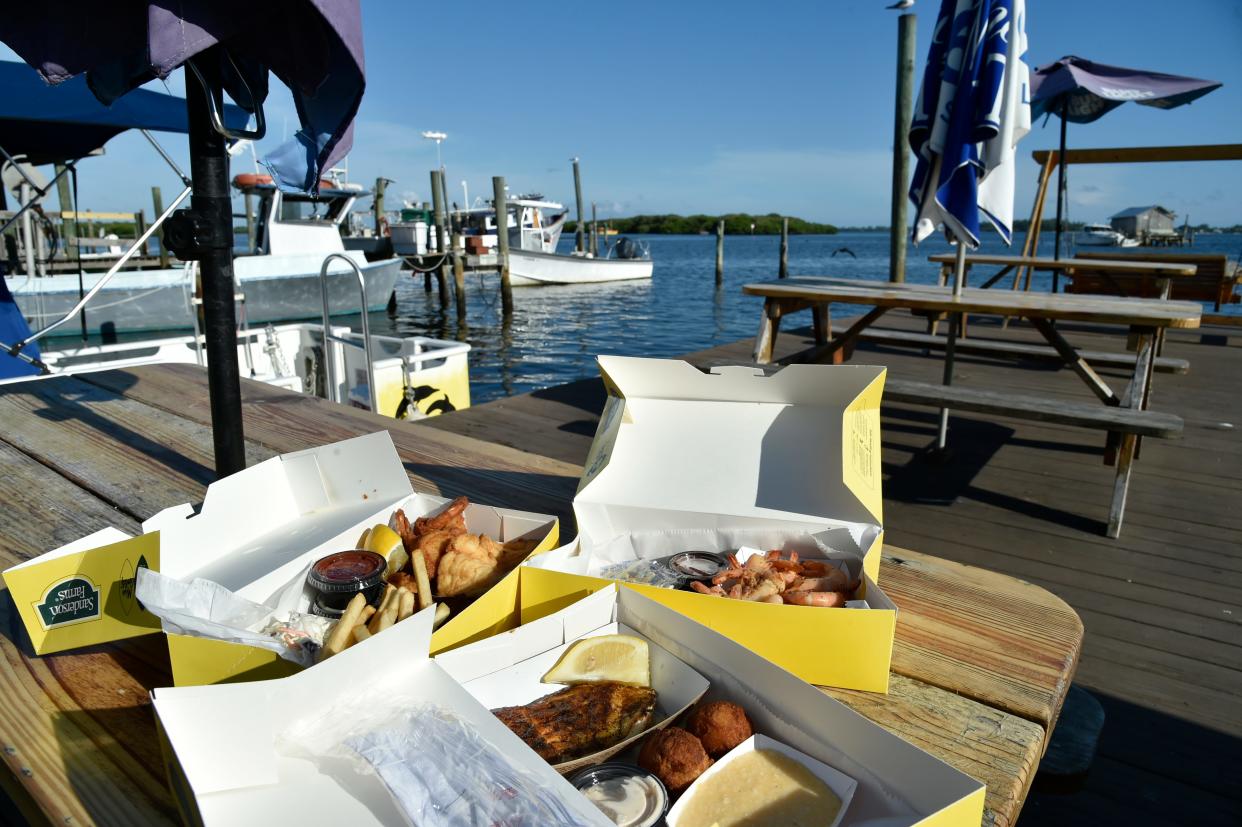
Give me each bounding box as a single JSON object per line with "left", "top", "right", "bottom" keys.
{"left": 886, "top": 0, "right": 915, "bottom": 9}
{"left": 831, "top": 247, "right": 857, "bottom": 258}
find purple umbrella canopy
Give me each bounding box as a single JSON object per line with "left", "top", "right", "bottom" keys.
{"left": 1031, "top": 56, "right": 1221, "bottom": 124}
{"left": 0, "top": 0, "right": 364, "bottom": 193}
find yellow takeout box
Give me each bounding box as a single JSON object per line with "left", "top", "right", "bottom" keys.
{"left": 521, "top": 355, "right": 896, "bottom": 692}
{"left": 3, "top": 432, "right": 558, "bottom": 685}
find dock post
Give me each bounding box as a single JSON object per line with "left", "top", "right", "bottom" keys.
{"left": 889, "top": 11, "right": 916, "bottom": 283}
{"left": 779, "top": 217, "right": 789, "bottom": 278}
{"left": 243, "top": 191, "right": 255, "bottom": 253}
{"left": 494, "top": 176, "right": 514, "bottom": 316}
{"left": 135, "top": 209, "right": 147, "bottom": 247}
{"left": 572, "top": 157, "right": 585, "bottom": 253}
{"left": 430, "top": 169, "right": 450, "bottom": 309}
{"left": 715, "top": 219, "right": 724, "bottom": 286}
{"left": 373, "top": 176, "right": 388, "bottom": 235}
{"left": 151, "top": 187, "right": 170, "bottom": 266}
{"left": 53, "top": 164, "right": 77, "bottom": 260}
{"left": 452, "top": 228, "right": 466, "bottom": 321}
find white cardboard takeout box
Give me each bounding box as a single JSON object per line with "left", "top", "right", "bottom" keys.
{"left": 442, "top": 585, "right": 986, "bottom": 826}
{"left": 522, "top": 355, "right": 897, "bottom": 691}
{"left": 3, "top": 431, "right": 558, "bottom": 684}
{"left": 150, "top": 605, "right": 611, "bottom": 826}
{"left": 435, "top": 604, "right": 710, "bottom": 771}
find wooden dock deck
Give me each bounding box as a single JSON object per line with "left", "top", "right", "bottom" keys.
{"left": 417, "top": 310, "right": 1242, "bottom": 826}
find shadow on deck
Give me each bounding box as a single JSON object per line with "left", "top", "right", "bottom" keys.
{"left": 417, "top": 310, "right": 1242, "bottom": 825}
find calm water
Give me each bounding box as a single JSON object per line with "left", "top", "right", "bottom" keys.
{"left": 337, "top": 230, "right": 1241, "bottom": 404}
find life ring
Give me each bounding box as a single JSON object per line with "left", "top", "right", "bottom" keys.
{"left": 233, "top": 172, "right": 338, "bottom": 191}
{"left": 232, "top": 173, "right": 272, "bottom": 189}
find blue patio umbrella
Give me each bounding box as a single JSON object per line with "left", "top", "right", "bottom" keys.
{"left": 0, "top": 1, "right": 365, "bottom": 477}
{"left": 1030, "top": 56, "right": 1222, "bottom": 268}
{"left": 908, "top": 0, "right": 1030, "bottom": 451}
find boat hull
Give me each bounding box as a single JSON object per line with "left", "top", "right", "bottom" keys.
{"left": 506, "top": 249, "right": 653, "bottom": 286}
{"left": 5, "top": 254, "right": 402, "bottom": 338}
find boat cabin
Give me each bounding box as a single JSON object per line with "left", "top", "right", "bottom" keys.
{"left": 233, "top": 175, "right": 364, "bottom": 257}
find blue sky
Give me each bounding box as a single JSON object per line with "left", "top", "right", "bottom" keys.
{"left": 4, "top": 0, "right": 1240, "bottom": 225}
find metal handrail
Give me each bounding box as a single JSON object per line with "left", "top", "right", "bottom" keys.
{"left": 318, "top": 253, "right": 377, "bottom": 414}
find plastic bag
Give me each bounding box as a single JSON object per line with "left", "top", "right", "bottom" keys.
{"left": 282, "top": 698, "right": 582, "bottom": 826}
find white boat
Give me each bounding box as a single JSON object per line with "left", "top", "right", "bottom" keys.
{"left": 507, "top": 246, "right": 654, "bottom": 285}
{"left": 11, "top": 322, "right": 472, "bottom": 421}
{"left": 6, "top": 177, "right": 402, "bottom": 337}
{"left": 390, "top": 194, "right": 567, "bottom": 258}
{"left": 1076, "top": 223, "right": 1139, "bottom": 248}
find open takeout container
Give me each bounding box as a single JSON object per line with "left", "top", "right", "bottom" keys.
{"left": 3, "top": 431, "right": 558, "bottom": 685}
{"left": 665, "top": 733, "right": 859, "bottom": 827}
{"left": 434, "top": 604, "right": 709, "bottom": 774}
{"left": 521, "top": 355, "right": 897, "bottom": 691}
{"left": 150, "top": 604, "right": 612, "bottom": 827}
{"left": 443, "top": 586, "right": 986, "bottom": 826}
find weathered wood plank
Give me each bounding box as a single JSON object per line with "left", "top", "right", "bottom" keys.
{"left": 0, "top": 376, "right": 273, "bottom": 521}
{"left": 826, "top": 673, "right": 1044, "bottom": 827}
{"left": 742, "top": 277, "right": 1202, "bottom": 328}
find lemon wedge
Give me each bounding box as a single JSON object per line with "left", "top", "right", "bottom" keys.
{"left": 355, "top": 527, "right": 372, "bottom": 549}
{"left": 541, "top": 634, "right": 650, "bottom": 687}
{"left": 365, "top": 523, "right": 409, "bottom": 574}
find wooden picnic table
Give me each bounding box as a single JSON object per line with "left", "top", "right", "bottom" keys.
{"left": 743, "top": 277, "right": 1201, "bottom": 536}
{"left": 926, "top": 253, "right": 1198, "bottom": 299}
{"left": 0, "top": 364, "right": 1083, "bottom": 827}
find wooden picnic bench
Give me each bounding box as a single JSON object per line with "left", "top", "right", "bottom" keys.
{"left": 1069, "top": 252, "right": 1239, "bottom": 311}
{"left": 0, "top": 364, "right": 1083, "bottom": 827}
{"left": 742, "top": 276, "right": 1202, "bottom": 537}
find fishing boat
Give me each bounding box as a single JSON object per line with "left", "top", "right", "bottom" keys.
{"left": 507, "top": 238, "right": 653, "bottom": 285}
{"left": 1076, "top": 223, "right": 1139, "bottom": 248}
{"left": 6, "top": 175, "right": 402, "bottom": 337}
{"left": 390, "top": 194, "right": 567, "bottom": 258}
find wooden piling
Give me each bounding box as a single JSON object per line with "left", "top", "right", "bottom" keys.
{"left": 715, "top": 219, "right": 724, "bottom": 286}
{"left": 889, "top": 12, "right": 916, "bottom": 283}
{"left": 779, "top": 216, "right": 789, "bottom": 279}
{"left": 571, "top": 158, "right": 585, "bottom": 253}
{"left": 494, "top": 176, "right": 514, "bottom": 316}
{"left": 373, "top": 177, "right": 388, "bottom": 235}
{"left": 452, "top": 229, "right": 466, "bottom": 320}
{"left": 591, "top": 202, "right": 598, "bottom": 256}
{"left": 430, "top": 170, "right": 450, "bottom": 308}
{"left": 151, "top": 187, "right": 170, "bottom": 266}
{"left": 53, "top": 164, "right": 78, "bottom": 261}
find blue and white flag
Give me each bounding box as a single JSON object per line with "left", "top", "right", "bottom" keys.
{"left": 909, "top": 0, "right": 1030, "bottom": 247}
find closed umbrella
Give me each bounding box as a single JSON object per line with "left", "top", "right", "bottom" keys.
{"left": 0, "top": 1, "right": 365, "bottom": 478}
{"left": 1030, "top": 56, "right": 1221, "bottom": 276}
{"left": 909, "top": 0, "right": 1030, "bottom": 452}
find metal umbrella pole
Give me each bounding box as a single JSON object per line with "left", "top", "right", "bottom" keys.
{"left": 1051, "top": 97, "right": 1068, "bottom": 285}
{"left": 935, "top": 239, "right": 968, "bottom": 451}
{"left": 179, "top": 54, "right": 246, "bottom": 477}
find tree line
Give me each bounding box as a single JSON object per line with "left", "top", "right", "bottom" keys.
{"left": 565, "top": 213, "right": 838, "bottom": 235}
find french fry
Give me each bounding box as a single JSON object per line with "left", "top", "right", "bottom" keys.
{"left": 433, "top": 602, "right": 451, "bottom": 629}
{"left": 320, "top": 593, "right": 367, "bottom": 660}
{"left": 361, "top": 605, "right": 376, "bottom": 622}
{"left": 351, "top": 624, "right": 371, "bottom": 644}
{"left": 376, "top": 584, "right": 398, "bottom": 615}
{"left": 412, "top": 550, "right": 432, "bottom": 610}
{"left": 375, "top": 603, "right": 398, "bottom": 633}
{"left": 397, "top": 589, "right": 416, "bottom": 622}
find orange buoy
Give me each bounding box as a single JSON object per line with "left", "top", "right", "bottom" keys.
{"left": 232, "top": 173, "right": 273, "bottom": 189}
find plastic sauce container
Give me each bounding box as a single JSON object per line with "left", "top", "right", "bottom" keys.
{"left": 569, "top": 763, "right": 669, "bottom": 827}
{"left": 306, "top": 550, "right": 388, "bottom": 618}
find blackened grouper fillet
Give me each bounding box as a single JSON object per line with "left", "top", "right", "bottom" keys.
{"left": 492, "top": 682, "right": 658, "bottom": 763}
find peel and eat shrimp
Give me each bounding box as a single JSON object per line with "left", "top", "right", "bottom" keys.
{"left": 690, "top": 549, "right": 858, "bottom": 608}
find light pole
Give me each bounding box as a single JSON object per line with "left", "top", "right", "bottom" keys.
{"left": 462, "top": 180, "right": 469, "bottom": 210}
{"left": 421, "top": 130, "right": 447, "bottom": 171}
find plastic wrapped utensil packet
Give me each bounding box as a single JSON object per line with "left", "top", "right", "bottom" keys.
{"left": 280, "top": 696, "right": 582, "bottom": 827}
{"left": 135, "top": 568, "right": 333, "bottom": 667}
